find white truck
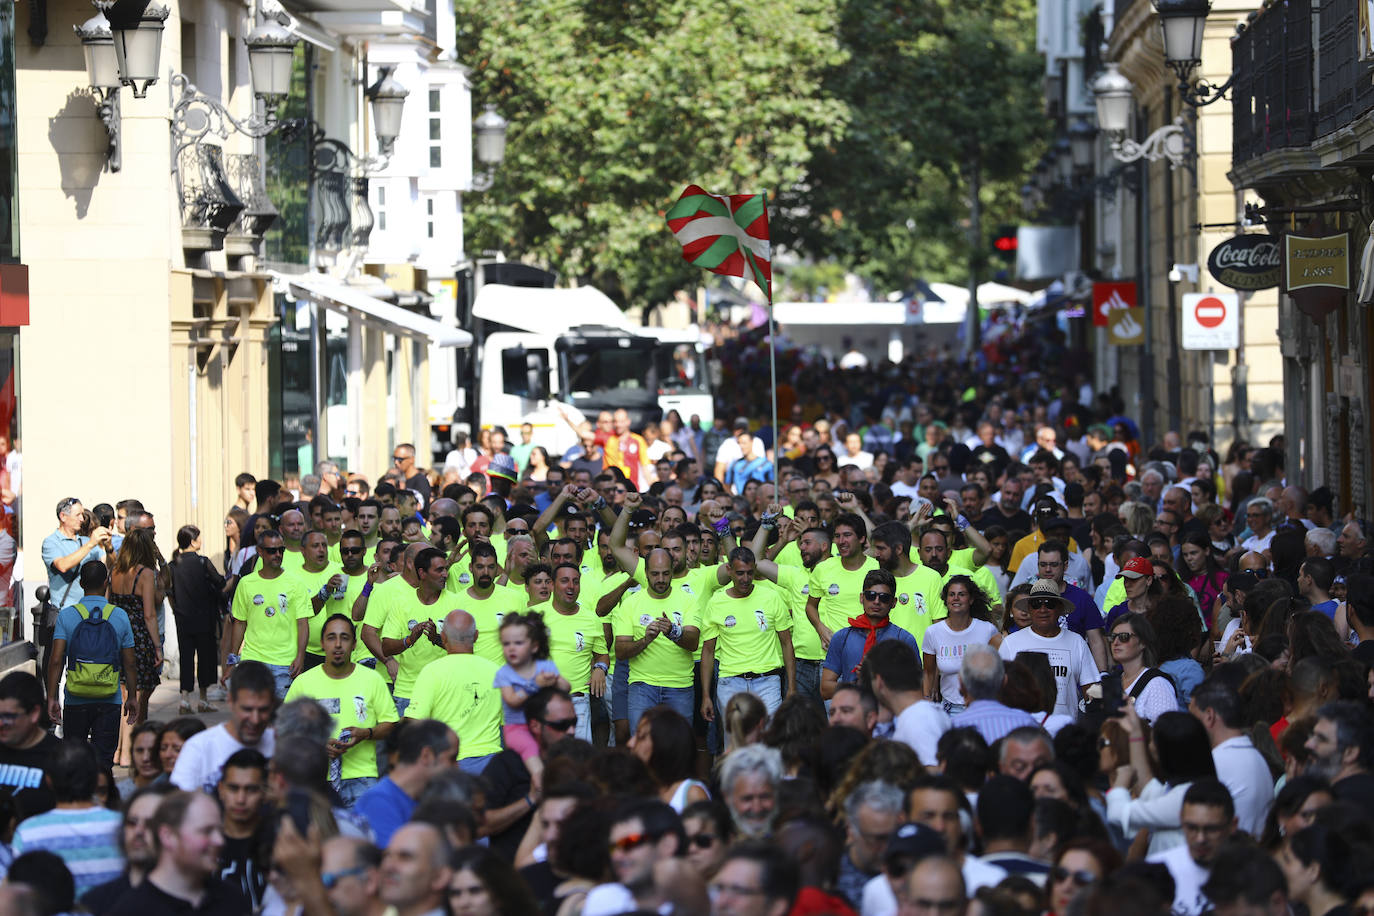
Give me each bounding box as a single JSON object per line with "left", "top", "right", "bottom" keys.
{"left": 430, "top": 284, "right": 714, "bottom": 458}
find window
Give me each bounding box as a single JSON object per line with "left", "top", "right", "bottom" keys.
{"left": 428, "top": 87, "right": 442, "bottom": 168}
{"left": 426, "top": 198, "right": 434, "bottom": 238}
{"left": 376, "top": 185, "right": 387, "bottom": 231}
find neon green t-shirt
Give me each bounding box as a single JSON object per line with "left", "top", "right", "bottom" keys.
{"left": 614, "top": 587, "right": 701, "bottom": 687}
{"left": 281, "top": 548, "right": 306, "bottom": 574}
{"left": 381, "top": 589, "right": 450, "bottom": 698}
{"left": 771, "top": 565, "right": 824, "bottom": 661}
{"left": 462, "top": 586, "right": 528, "bottom": 666}
{"left": 406, "top": 653, "right": 504, "bottom": 760}
{"left": 807, "top": 556, "right": 879, "bottom": 634}
{"left": 582, "top": 569, "right": 632, "bottom": 674}
{"left": 231, "top": 570, "right": 311, "bottom": 666}
{"left": 318, "top": 571, "right": 371, "bottom": 663}
{"left": 890, "top": 565, "right": 947, "bottom": 648}
{"left": 295, "top": 563, "right": 343, "bottom": 656}
{"left": 531, "top": 601, "right": 607, "bottom": 693}
{"left": 284, "top": 663, "right": 398, "bottom": 779}
{"left": 701, "top": 587, "right": 793, "bottom": 678}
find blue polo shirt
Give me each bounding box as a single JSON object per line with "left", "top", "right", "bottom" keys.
{"left": 41, "top": 531, "right": 105, "bottom": 605}
{"left": 54, "top": 597, "right": 135, "bottom": 706}
{"left": 823, "top": 622, "right": 919, "bottom": 683}
{"left": 353, "top": 776, "right": 415, "bottom": 847}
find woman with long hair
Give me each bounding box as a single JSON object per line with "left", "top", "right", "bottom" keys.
{"left": 1047, "top": 838, "right": 1123, "bottom": 916}
{"left": 447, "top": 846, "right": 541, "bottom": 916}
{"left": 1105, "top": 705, "right": 1216, "bottom": 854}
{"left": 169, "top": 524, "right": 227, "bottom": 714}
{"left": 722, "top": 691, "right": 767, "bottom": 755}
{"left": 223, "top": 507, "right": 247, "bottom": 572}
{"left": 1177, "top": 530, "right": 1228, "bottom": 627}
{"left": 1108, "top": 613, "right": 1179, "bottom": 724}
{"left": 110, "top": 527, "right": 163, "bottom": 723}
{"left": 1278, "top": 824, "right": 1357, "bottom": 916}
{"left": 1261, "top": 775, "right": 1334, "bottom": 849}
{"left": 922, "top": 575, "right": 1002, "bottom": 713}
{"left": 811, "top": 447, "right": 842, "bottom": 489}
{"left": 1152, "top": 597, "right": 1206, "bottom": 704}
{"left": 523, "top": 446, "right": 552, "bottom": 483}
{"left": 629, "top": 705, "right": 710, "bottom": 812}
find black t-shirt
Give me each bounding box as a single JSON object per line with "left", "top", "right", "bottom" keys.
{"left": 0, "top": 732, "right": 60, "bottom": 819}
{"left": 405, "top": 472, "right": 433, "bottom": 506}
{"left": 977, "top": 506, "right": 1033, "bottom": 538}
{"left": 218, "top": 827, "right": 271, "bottom": 910}
{"left": 106, "top": 876, "right": 250, "bottom": 916}
{"left": 1333, "top": 772, "right": 1374, "bottom": 820}
{"left": 80, "top": 874, "right": 134, "bottom": 916}
{"left": 520, "top": 860, "right": 562, "bottom": 916}
{"left": 481, "top": 748, "right": 533, "bottom": 861}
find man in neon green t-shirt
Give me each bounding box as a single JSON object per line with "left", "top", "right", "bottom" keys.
{"left": 377, "top": 547, "right": 453, "bottom": 717}
{"left": 226, "top": 530, "right": 310, "bottom": 700}
{"left": 284, "top": 614, "right": 397, "bottom": 805}
{"left": 405, "top": 609, "right": 503, "bottom": 774}
{"left": 614, "top": 548, "right": 701, "bottom": 729}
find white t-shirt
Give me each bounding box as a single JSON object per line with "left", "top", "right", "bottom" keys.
{"left": 837, "top": 450, "right": 875, "bottom": 471}
{"left": 170, "top": 723, "right": 277, "bottom": 794}
{"left": 1123, "top": 668, "right": 1180, "bottom": 724}
{"left": 1147, "top": 842, "right": 1211, "bottom": 916}
{"left": 890, "top": 481, "right": 922, "bottom": 501}
{"left": 1241, "top": 530, "right": 1275, "bottom": 554}
{"left": 892, "top": 700, "right": 951, "bottom": 766}
{"left": 582, "top": 882, "right": 637, "bottom": 916}
{"left": 998, "top": 627, "right": 1100, "bottom": 720}
{"left": 921, "top": 619, "right": 1000, "bottom": 705}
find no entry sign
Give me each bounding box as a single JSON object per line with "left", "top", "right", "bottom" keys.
{"left": 1182, "top": 292, "right": 1239, "bottom": 350}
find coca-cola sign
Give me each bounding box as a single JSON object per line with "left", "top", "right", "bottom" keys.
{"left": 1207, "top": 234, "right": 1281, "bottom": 290}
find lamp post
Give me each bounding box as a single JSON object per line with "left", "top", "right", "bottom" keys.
{"left": 470, "top": 104, "right": 508, "bottom": 191}
{"left": 365, "top": 68, "right": 409, "bottom": 159}
{"left": 1154, "top": 0, "right": 1232, "bottom": 106}
{"left": 1092, "top": 64, "right": 1190, "bottom": 170}
{"left": 96, "top": 0, "right": 169, "bottom": 99}
{"left": 74, "top": 9, "right": 122, "bottom": 171}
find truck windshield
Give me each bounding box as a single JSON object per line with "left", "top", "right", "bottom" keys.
{"left": 652, "top": 342, "right": 708, "bottom": 393}
{"left": 561, "top": 343, "right": 659, "bottom": 407}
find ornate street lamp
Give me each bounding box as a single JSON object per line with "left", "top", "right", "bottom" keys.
{"left": 1093, "top": 64, "right": 1190, "bottom": 170}
{"left": 1153, "top": 0, "right": 1233, "bottom": 106}
{"left": 75, "top": 8, "right": 122, "bottom": 171}
{"left": 365, "top": 68, "right": 409, "bottom": 158}
{"left": 1069, "top": 118, "right": 1097, "bottom": 172}
{"left": 96, "top": 0, "right": 169, "bottom": 99}
{"left": 245, "top": 21, "right": 296, "bottom": 105}
{"left": 471, "top": 104, "right": 508, "bottom": 191}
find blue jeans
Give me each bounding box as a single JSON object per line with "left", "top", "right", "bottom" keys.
{"left": 64, "top": 702, "right": 120, "bottom": 770}
{"left": 459, "top": 752, "right": 498, "bottom": 775}
{"left": 338, "top": 776, "right": 378, "bottom": 807}
{"left": 717, "top": 674, "right": 783, "bottom": 718}
{"left": 612, "top": 661, "right": 629, "bottom": 720}
{"left": 793, "top": 659, "right": 823, "bottom": 707}
{"left": 266, "top": 664, "right": 292, "bottom": 700}
{"left": 628, "top": 682, "right": 695, "bottom": 731}
{"left": 394, "top": 696, "right": 411, "bottom": 717}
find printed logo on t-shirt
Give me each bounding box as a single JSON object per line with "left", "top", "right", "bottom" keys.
{"left": 723, "top": 615, "right": 737, "bottom": 628}
{"left": 827, "top": 584, "right": 840, "bottom": 596}
{"left": 265, "top": 605, "right": 276, "bottom": 618}
{"left": 354, "top": 696, "right": 367, "bottom": 723}
{"left": 252, "top": 595, "right": 265, "bottom": 606}
{"left": 278, "top": 594, "right": 289, "bottom": 610}
{"left": 574, "top": 632, "right": 585, "bottom": 651}
{"left": 639, "top": 614, "right": 654, "bottom": 626}
{"left": 408, "top": 619, "right": 419, "bottom": 630}
{"left": 458, "top": 573, "right": 471, "bottom": 585}
{"left": 898, "top": 593, "right": 910, "bottom": 605}
{"left": 755, "top": 609, "right": 768, "bottom": 631}
{"left": 801, "top": 585, "right": 810, "bottom": 595}
{"left": 671, "top": 611, "right": 683, "bottom": 626}
{"left": 319, "top": 697, "right": 342, "bottom": 714}
{"left": 680, "top": 583, "right": 695, "bottom": 595}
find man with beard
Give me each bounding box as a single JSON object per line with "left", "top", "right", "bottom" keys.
{"left": 225, "top": 530, "right": 310, "bottom": 699}
{"left": 1305, "top": 700, "right": 1374, "bottom": 818}
{"left": 701, "top": 547, "right": 796, "bottom": 720}
{"left": 717, "top": 744, "right": 784, "bottom": 839}
{"left": 749, "top": 511, "right": 829, "bottom": 706}
{"left": 458, "top": 543, "right": 525, "bottom": 667}
{"left": 615, "top": 548, "right": 701, "bottom": 728}
{"left": 285, "top": 615, "right": 398, "bottom": 805}
{"left": 369, "top": 546, "right": 449, "bottom": 716}
{"left": 79, "top": 785, "right": 175, "bottom": 915}
{"left": 806, "top": 513, "right": 878, "bottom": 650}
{"left": 530, "top": 563, "right": 608, "bottom": 743}
{"left": 327, "top": 530, "right": 373, "bottom": 665}
{"left": 296, "top": 531, "right": 344, "bottom": 671}
{"left": 869, "top": 522, "right": 944, "bottom": 646}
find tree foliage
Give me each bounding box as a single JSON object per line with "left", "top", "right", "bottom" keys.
{"left": 456, "top": 0, "right": 1045, "bottom": 305}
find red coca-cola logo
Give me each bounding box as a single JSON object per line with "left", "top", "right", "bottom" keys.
{"left": 1207, "top": 234, "right": 1281, "bottom": 290}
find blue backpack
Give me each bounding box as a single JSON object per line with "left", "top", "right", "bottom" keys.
{"left": 66, "top": 605, "right": 121, "bottom": 698}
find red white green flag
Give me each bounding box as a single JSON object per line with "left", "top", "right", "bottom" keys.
{"left": 665, "top": 185, "right": 772, "bottom": 301}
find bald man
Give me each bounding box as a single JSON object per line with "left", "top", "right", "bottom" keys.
{"left": 404, "top": 610, "right": 503, "bottom": 774}
{"left": 899, "top": 856, "right": 967, "bottom": 916}
{"left": 280, "top": 508, "right": 308, "bottom": 572}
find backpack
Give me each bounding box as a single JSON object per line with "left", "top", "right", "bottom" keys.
{"left": 66, "top": 604, "right": 121, "bottom": 698}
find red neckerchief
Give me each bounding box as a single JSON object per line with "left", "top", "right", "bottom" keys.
{"left": 846, "top": 614, "right": 890, "bottom": 673}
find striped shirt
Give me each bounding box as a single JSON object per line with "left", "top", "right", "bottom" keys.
{"left": 12, "top": 806, "right": 124, "bottom": 896}
{"left": 952, "top": 700, "right": 1040, "bottom": 745}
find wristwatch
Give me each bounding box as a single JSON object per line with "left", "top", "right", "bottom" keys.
{"left": 593, "top": 661, "right": 609, "bottom": 673}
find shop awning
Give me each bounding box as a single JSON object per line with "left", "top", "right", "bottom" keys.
{"left": 281, "top": 273, "right": 472, "bottom": 348}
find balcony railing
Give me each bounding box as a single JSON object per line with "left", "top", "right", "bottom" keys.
{"left": 1231, "top": 0, "right": 1312, "bottom": 165}
{"left": 1314, "top": 0, "right": 1374, "bottom": 137}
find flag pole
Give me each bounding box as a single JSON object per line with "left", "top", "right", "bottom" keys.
{"left": 744, "top": 191, "right": 778, "bottom": 488}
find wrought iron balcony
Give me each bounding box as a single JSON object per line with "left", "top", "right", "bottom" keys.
{"left": 1230, "top": 0, "right": 1312, "bottom": 166}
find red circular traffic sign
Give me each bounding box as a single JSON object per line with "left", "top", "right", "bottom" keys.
{"left": 1194, "top": 296, "right": 1227, "bottom": 328}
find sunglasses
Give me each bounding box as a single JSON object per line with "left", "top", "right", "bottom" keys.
{"left": 539, "top": 716, "right": 577, "bottom": 732}
{"left": 322, "top": 865, "right": 370, "bottom": 889}
{"left": 340, "top": 547, "right": 365, "bottom": 555}
{"left": 1028, "top": 597, "right": 1058, "bottom": 609}
{"left": 1050, "top": 867, "right": 1097, "bottom": 887}
{"left": 609, "top": 832, "right": 652, "bottom": 854}
{"left": 862, "top": 590, "right": 896, "bottom": 606}
{"left": 688, "top": 833, "right": 717, "bottom": 850}
{"left": 1109, "top": 631, "right": 1136, "bottom": 643}
{"left": 258, "top": 546, "right": 285, "bottom": 555}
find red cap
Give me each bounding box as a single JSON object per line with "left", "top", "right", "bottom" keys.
{"left": 1118, "top": 557, "right": 1154, "bottom": 579}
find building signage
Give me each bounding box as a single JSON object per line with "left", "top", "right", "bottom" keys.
{"left": 1206, "top": 234, "right": 1280, "bottom": 290}
{"left": 1284, "top": 232, "right": 1351, "bottom": 292}
{"left": 1091, "top": 282, "right": 1135, "bottom": 328}
{"left": 1106, "top": 306, "right": 1145, "bottom": 346}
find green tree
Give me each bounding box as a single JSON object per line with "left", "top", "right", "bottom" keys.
{"left": 456, "top": 0, "right": 848, "bottom": 306}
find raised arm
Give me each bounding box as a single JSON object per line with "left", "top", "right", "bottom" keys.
{"left": 946, "top": 497, "right": 990, "bottom": 567}
{"left": 532, "top": 484, "right": 578, "bottom": 546}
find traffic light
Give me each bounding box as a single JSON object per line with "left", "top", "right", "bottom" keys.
{"left": 991, "top": 225, "right": 1018, "bottom": 262}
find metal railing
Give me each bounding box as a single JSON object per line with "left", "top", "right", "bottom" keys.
{"left": 1231, "top": 0, "right": 1312, "bottom": 165}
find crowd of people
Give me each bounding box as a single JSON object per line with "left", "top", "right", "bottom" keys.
{"left": 10, "top": 325, "right": 1374, "bottom": 916}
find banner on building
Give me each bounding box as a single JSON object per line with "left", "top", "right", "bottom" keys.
{"left": 1207, "top": 234, "right": 1280, "bottom": 290}
{"left": 1091, "top": 282, "right": 1136, "bottom": 327}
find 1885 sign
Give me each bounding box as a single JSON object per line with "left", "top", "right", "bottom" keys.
{"left": 1207, "top": 234, "right": 1281, "bottom": 290}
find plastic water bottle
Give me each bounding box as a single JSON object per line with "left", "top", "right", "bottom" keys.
{"left": 330, "top": 729, "right": 350, "bottom": 788}
{"left": 334, "top": 574, "right": 349, "bottom": 599}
